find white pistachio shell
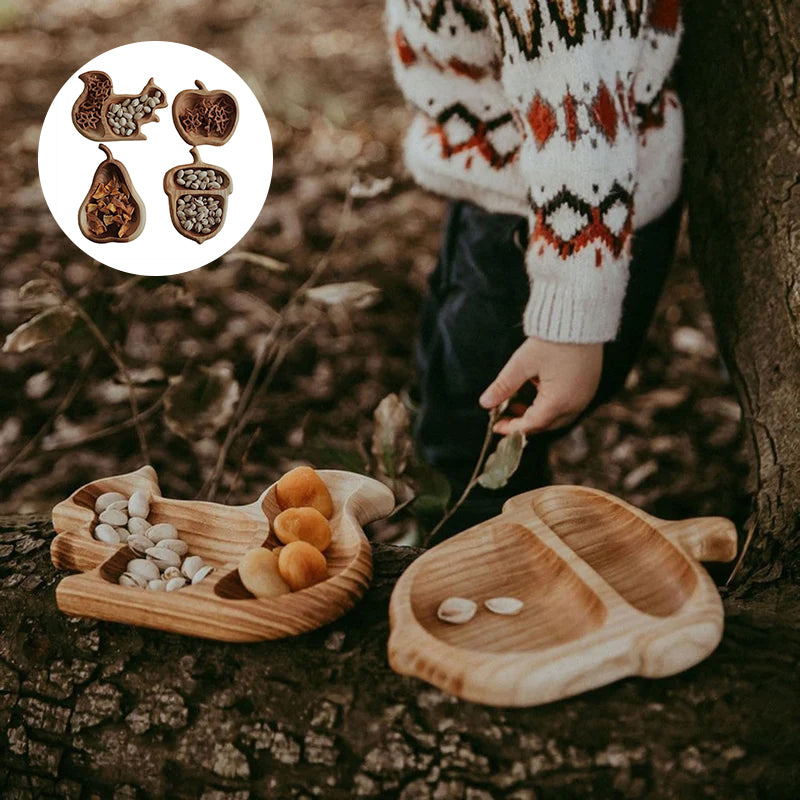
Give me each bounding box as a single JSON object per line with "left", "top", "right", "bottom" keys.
{"left": 437, "top": 597, "right": 477, "bottom": 624}
{"left": 127, "top": 517, "right": 151, "bottom": 537}
{"left": 127, "top": 490, "right": 150, "bottom": 519}
{"left": 484, "top": 597, "right": 524, "bottom": 616}
{"left": 158, "top": 538, "right": 188, "bottom": 556}
{"left": 181, "top": 555, "right": 204, "bottom": 580}
{"left": 148, "top": 579, "right": 167, "bottom": 591}
{"left": 127, "top": 558, "right": 161, "bottom": 582}
{"left": 126, "top": 534, "right": 152, "bottom": 557}
{"left": 166, "top": 576, "right": 187, "bottom": 592}
{"left": 105, "top": 499, "right": 128, "bottom": 513}
{"left": 146, "top": 523, "right": 179, "bottom": 543}
{"left": 93, "top": 523, "right": 120, "bottom": 544}
{"left": 114, "top": 526, "right": 129, "bottom": 543}
{"left": 119, "top": 571, "right": 147, "bottom": 588}
{"left": 98, "top": 508, "right": 128, "bottom": 526}
{"left": 191, "top": 565, "right": 214, "bottom": 584}
{"left": 95, "top": 492, "right": 127, "bottom": 513}
{"left": 162, "top": 566, "right": 182, "bottom": 580}
{"left": 146, "top": 547, "right": 181, "bottom": 569}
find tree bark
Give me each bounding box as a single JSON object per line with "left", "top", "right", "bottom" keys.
{"left": 1, "top": 516, "right": 799, "bottom": 799}
{"left": 682, "top": 0, "right": 800, "bottom": 582}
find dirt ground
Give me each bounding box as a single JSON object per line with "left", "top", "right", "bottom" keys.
{"left": 0, "top": 0, "right": 751, "bottom": 548}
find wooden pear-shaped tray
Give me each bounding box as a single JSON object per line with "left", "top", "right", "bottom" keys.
{"left": 51, "top": 466, "right": 395, "bottom": 641}
{"left": 72, "top": 71, "right": 167, "bottom": 142}
{"left": 78, "top": 145, "right": 145, "bottom": 244}
{"left": 389, "top": 485, "right": 738, "bottom": 707}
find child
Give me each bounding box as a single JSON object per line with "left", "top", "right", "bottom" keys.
{"left": 386, "top": 0, "right": 684, "bottom": 539}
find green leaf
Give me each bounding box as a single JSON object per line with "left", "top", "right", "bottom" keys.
{"left": 371, "top": 393, "right": 412, "bottom": 481}
{"left": 2, "top": 307, "right": 76, "bottom": 353}
{"left": 477, "top": 432, "right": 526, "bottom": 490}
{"left": 163, "top": 362, "right": 240, "bottom": 440}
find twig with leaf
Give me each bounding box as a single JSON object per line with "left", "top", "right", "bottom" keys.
{"left": 423, "top": 408, "right": 526, "bottom": 547}
{"left": 369, "top": 393, "right": 527, "bottom": 547}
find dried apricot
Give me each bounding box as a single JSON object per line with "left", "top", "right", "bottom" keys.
{"left": 275, "top": 466, "right": 333, "bottom": 518}
{"left": 238, "top": 548, "right": 290, "bottom": 598}
{"left": 278, "top": 541, "right": 328, "bottom": 591}
{"left": 273, "top": 507, "right": 332, "bottom": 552}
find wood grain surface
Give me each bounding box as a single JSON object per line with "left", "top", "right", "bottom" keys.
{"left": 388, "top": 485, "right": 737, "bottom": 707}
{"left": 71, "top": 72, "right": 167, "bottom": 142}
{"left": 172, "top": 80, "right": 239, "bottom": 146}
{"left": 51, "top": 466, "right": 395, "bottom": 641}
{"left": 162, "top": 147, "right": 233, "bottom": 244}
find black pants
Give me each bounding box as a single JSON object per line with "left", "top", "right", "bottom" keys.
{"left": 415, "top": 198, "right": 683, "bottom": 542}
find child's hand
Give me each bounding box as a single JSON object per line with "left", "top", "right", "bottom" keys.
{"left": 479, "top": 337, "right": 603, "bottom": 435}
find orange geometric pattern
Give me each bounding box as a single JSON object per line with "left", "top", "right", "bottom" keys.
{"left": 529, "top": 183, "right": 634, "bottom": 267}
{"left": 522, "top": 79, "right": 633, "bottom": 149}
{"left": 427, "top": 103, "right": 519, "bottom": 169}
{"left": 394, "top": 29, "right": 496, "bottom": 80}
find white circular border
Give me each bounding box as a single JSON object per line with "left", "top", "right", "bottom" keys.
{"left": 38, "top": 41, "right": 273, "bottom": 276}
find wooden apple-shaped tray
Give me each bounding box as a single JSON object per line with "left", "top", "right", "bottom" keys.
{"left": 51, "top": 466, "right": 395, "bottom": 641}
{"left": 72, "top": 71, "right": 167, "bottom": 142}
{"left": 389, "top": 485, "right": 738, "bottom": 707}
{"left": 173, "top": 80, "right": 239, "bottom": 146}
{"left": 78, "top": 145, "right": 145, "bottom": 244}
{"left": 163, "top": 147, "right": 233, "bottom": 243}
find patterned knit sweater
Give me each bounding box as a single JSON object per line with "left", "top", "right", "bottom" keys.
{"left": 386, "top": 0, "right": 683, "bottom": 343}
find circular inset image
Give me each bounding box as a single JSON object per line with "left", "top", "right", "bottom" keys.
{"left": 38, "top": 41, "right": 273, "bottom": 276}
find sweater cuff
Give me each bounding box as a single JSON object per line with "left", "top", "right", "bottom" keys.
{"left": 522, "top": 265, "right": 628, "bottom": 343}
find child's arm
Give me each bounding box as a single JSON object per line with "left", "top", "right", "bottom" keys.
{"left": 480, "top": 3, "right": 678, "bottom": 431}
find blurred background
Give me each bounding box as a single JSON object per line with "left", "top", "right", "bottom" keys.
{"left": 0, "top": 0, "right": 750, "bottom": 541}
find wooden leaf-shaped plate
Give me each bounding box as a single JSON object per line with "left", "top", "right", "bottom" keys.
{"left": 389, "top": 485, "right": 738, "bottom": 707}
{"left": 51, "top": 466, "right": 395, "bottom": 641}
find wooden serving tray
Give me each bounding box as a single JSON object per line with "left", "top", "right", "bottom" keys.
{"left": 72, "top": 71, "right": 167, "bottom": 142}
{"left": 163, "top": 147, "right": 233, "bottom": 244}
{"left": 172, "top": 80, "right": 239, "bottom": 146}
{"left": 51, "top": 466, "right": 395, "bottom": 641}
{"left": 78, "top": 145, "right": 144, "bottom": 244}
{"left": 389, "top": 485, "right": 738, "bottom": 707}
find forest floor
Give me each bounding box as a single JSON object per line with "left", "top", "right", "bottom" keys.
{"left": 0, "top": 0, "right": 751, "bottom": 553}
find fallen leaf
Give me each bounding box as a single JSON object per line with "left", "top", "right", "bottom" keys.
{"left": 223, "top": 251, "right": 290, "bottom": 272}
{"left": 163, "top": 362, "right": 241, "bottom": 440}
{"left": 306, "top": 281, "right": 381, "bottom": 309}
{"left": 2, "top": 307, "right": 76, "bottom": 354}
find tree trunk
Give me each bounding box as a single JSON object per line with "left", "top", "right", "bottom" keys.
{"left": 682, "top": 0, "right": 800, "bottom": 583}
{"left": 2, "top": 516, "right": 799, "bottom": 799}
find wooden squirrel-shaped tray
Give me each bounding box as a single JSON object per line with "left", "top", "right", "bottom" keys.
{"left": 389, "top": 485, "right": 738, "bottom": 707}
{"left": 51, "top": 466, "right": 395, "bottom": 641}
{"left": 71, "top": 71, "right": 167, "bottom": 142}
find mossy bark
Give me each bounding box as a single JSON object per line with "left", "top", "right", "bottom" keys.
{"left": 1, "top": 516, "right": 799, "bottom": 799}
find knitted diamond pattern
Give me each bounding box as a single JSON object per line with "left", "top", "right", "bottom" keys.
{"left": 387, "top": 0, "right": 684, "bottom": 342}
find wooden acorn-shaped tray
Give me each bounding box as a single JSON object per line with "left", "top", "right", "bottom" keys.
{"left": 389, "top": 485, "right": 738, "bottom": 707}
{"left": 163, "top": 147, "right": 233, "bottom": 243}
{"left": 173, "top": 80, "right": 239, "bottom": 146}
{"left": 78, "top": 145, "right": 145, "bottom": 244}
{"left": 71, "top": 71, "right": 167, "bottom": 142}
{"left": 51, "top": 466, "right": 395, "bottom": 641}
